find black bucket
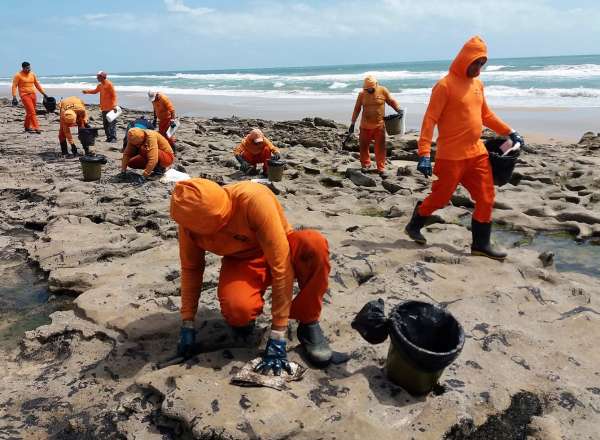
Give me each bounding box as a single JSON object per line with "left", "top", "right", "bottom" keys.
{"left": 79, "top": 154, "right": 107, "bottom": 181}
{"left": 267, "top": 158, "right": 285, "bottom": 182}
{"left": 43, "top": 96, "right": 56, "bottom": 113}
{"left": 78, "top": 127, "right": 99, "bottom": 147}
{"left": 386, "top": 301, "right": 464, "bottom": 395}
{"left": 484, "top": 138, "right": 520, "bottom": 187}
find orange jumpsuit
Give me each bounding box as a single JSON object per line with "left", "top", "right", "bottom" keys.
{"left": 83, "top": 79, "right": 117, "bottom": 111}
{"left": 418, "top": 36, "right": 512, "bottom": 223}
{"left": 122, "top": 129, "right": 175, "bottom": 176}
{"left": 352, "top": 76, "right": 400, "bottom": 172}
{"left": 12, "top": 71, "right": 46, "bottom": 130}
{"left": 58, "top": 97, "right": 88, "bottom": 143}
{"left": 152, "top": 93, "right": 176, "bottom": 145}
{"left": 170, "top": 179, "right": 330, "bottom": 328}
{"left": 233, "top": 130, "right": 279, "bottom": 174}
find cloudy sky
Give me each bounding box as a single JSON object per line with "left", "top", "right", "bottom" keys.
{"left": 1, "top": 0, "right": 599, "bottom": 75}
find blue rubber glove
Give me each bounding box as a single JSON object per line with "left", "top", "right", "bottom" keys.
{"left": 177, "top": 326, "right": 196, "bottom": 358}
{"left": 417, "top": 156, "right": 432, "bottom": 177}
{"left": 509, "top": 131, "right": 525, "bottom": 148}
{"left": 255, "top": 337, "right": 292, "bottom": 376}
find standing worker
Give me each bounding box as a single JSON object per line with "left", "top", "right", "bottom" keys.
{"left": 83, "top": 71, "right": 118, "bottom": 143}
{"left": 170, "top": 179, "right": 333, "bottom": 372}
{"left": 11, "top": 62, "right": 48, "bottom": 134}
{"left": 148, "top": 91, "right": 176, "bottom": 147}
{"left": 349, "top": 75, "right": 402, "bottom": 176}
{"left": 58, "top": 96, "right": 90, "bottom": 156}
{"left": 233, "top": 128, "right": 280, "bottom": 176}
{"left": 121, "top": 128, "right": 174, "bottom": 179}
{"left": 404, "top": 36, "right": 525, "bottom": 261}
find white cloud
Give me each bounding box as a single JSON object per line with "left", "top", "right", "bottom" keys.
{"left": 163, "top": 0, "right": 213, "bottom": 16}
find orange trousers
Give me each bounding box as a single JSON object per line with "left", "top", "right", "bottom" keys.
{"left": 240, "top": 148, "right": 273, "bottom": 174}
{"left": 128, "top": 149, "right": 175, "bottom": 170}
{"left": 58, "top": 120, "right": 86, "bottom": 142}
{"left": 218, "top": 229, "right": 330, "bottom": 327}
{"left": 21, "top": 93, "right": 40, "bottom": 130}
{"left": 158, "top": 118, "right": 176, "bottom": 146}
{"left": 359, "top": 126, "right": 386, "bottom": 171}
{"left": 418, "top": 154, "right": 495, "bottom": 223}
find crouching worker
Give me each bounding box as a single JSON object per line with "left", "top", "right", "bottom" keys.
{"left": 234, "top": 128, "right": 280, "bottom": 176}
{"left": 121, "top": 128, "right": 174, "bottom": 178}
{"left": 405, "top": 36, "right": 524, "bottom": 261}
{"left": 58, "top": 96, "right": 89, "bottom": 156}
{"left": 170, "top": 179, "right": 333, "bottom": 373}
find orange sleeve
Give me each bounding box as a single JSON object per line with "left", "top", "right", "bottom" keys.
{"left": 83, "top": 84, "right": 101, "bottom": 94}
{"left": 233, "top": 139, "right": 246, "bottom": 156}
{"left": 351, "top": 93, "right": 363, "bottom": 123}
{"left": 384, "top": 88, "right": 400, "bottom": 112}
{"left": 11, "top": 74, "right": 19, "bottom": 97}
{"left": 178, "top": 226, "right": 206, "bottom": 321}
{"left": 33, "top": 74, "right": 45, "bottom": 95}
{"left": 481, "top": 86, "right": 511, "bottom": 136}
{"left": 248, "top": 193, "right": 293, "bottom": 328}
{"left": 164, "top": 96, "right": 175, "bottom": 117}
{"left": 418, "top": 82, "right": 448, "bottom": 157}
{"left": 143, "top": 135, "right": 159, "bottom": 176}
{"left": 121, "top": 143, "right": 135, "bottom": 171}
{"left": 265, "top": 139, "right": 279, "bottom": 154}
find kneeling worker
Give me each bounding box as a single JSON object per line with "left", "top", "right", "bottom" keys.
{"left": 58, "top": 96, "right": 89, "bottom": 156}
{"left": 170, "top": 179, "right": 333, "bottom": 374}
{"left": 233, "top": 128, "right": 280, "bottom": 175}
{"left": 121, "top": 128, "right": 174, "bottom": 178}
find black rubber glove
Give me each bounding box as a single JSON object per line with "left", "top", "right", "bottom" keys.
{"left": 177, "top": 326, "right": 196, "bottom": 358}
{"left": 255, "top": 338, "right": 292, "bottom": 376}
{"left": 12, "top": 97, "right": 18, "bottom": 106}
{"left": 348, "top": 122, "right": 355, "bottom": 133}
{"left": 417, "top": 156, "right": 432, "bottom": 178}
{"left": 235, "top": 155, "right": 251, "bottom": 172}
{"left": 170, "top": 120, "right": 177, "bottom": 128}
{"left": 271, "top": 153, "right": 281, "bottom": 161}
{"left": 84, "top": 121, "right": 91, "bottom": 128}
{"left": 509, "top": 131, "right": 525, "bottom": 148}
{"left": 396, "top": 108, "right": 404, "bottom": 117}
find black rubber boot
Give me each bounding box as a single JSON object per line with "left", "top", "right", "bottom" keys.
{"left": 297, "top": 322, "right": 332, "bottom": 366}
{"left": 70, "top": 144, "right": 78, "bottom": 156}
{"left": 59, "top": 140, "right": 69, "bottom": 156}
{"left": 471, "top": 219, "right": 507, "bottom": 261}
{"left": 83, "top": 145, "right": 91, "bottom": 156}
{"left": 404, "top": 201, "right": 428, "bottom": 245}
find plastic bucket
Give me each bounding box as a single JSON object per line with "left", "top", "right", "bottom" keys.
{"left": 385, "top": 301, "right": 464, "bottom": 395}
{"left": 166, "top": 119, "right": 180, "bottom": 138}
{"left": 79, "top": 154, "right": 107, "bottom": 181}
{"left": 384, "top": 112, "right": 406, "bottom": 136}
{"left": 78, "top": 127, "right": 99, "bottom": 147}
{"left": 484, "top": 138, "right": 520, "bottom": 186}
{"left": 267, "top": 158, "right": 285, "bottom": 182}
{"left": 106, "top": 106, "right": 122, "bottom": 123}
{"left": 43, "top": 96, "right": 56, "bottom": 113}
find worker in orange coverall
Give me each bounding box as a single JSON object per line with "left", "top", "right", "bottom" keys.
{"left": 405, "top": 36, "right": 525, "bottom": 260}
{"left": 11, "top": 61, "right": 48, "bottom": 134}
{"left": 120, "top": 128, "right": 174, "bottom": 179}
{"left": 349, "top": 75, "right": 402, "bottom": 176}
{"left": 148, "top": 91, "right": 176, "bottom": 147}
{"left": 83, "top": 71, "right": 118, "bottom": 142}
{"left": 58, "top": 96, "right": 90, "bottom": 156}
{"left": 233, "top": 128, "right": 280, "bottom": 176}
{"left": 170, "top": 179, "right": 333, "bottom": 373}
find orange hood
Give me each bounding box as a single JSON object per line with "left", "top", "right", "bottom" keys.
{"left": 363, "top": 75, "right": 377, "bottom": 89}
{"left": 449, "top": 36, "right": 488, "bottom": 78}
{"left": 170, "top": 178, "right": 232, "bottom": 235}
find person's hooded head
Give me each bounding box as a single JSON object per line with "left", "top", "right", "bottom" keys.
{"left": 96, "top": 70, "right": 107, "bottom": 82}
{"left": 244, "top": 128, "right": 266, "bottom": 155}
{"left": 450, "top": 36, "right": 488, "bottom": 79}
{"left": 63, "top": 110, "right": 76, "bottom": 125}
{"left": 363, "top": 75, "right": 377, "bottom": 93}
{"left": 147, "top": 91, "right": 158, "bottom": 102}
{"left": 21, "top": 62, "right": 31, "bottom": 73}
{"left": 127, "top": 128, "right": 145, "bottom": 146}
{"left": 170, "top": 178, "right": 233, "bottom": 235}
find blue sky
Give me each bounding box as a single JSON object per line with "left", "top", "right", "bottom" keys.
{"left": 1, "top": 0, "right": 599, "bottom": 75}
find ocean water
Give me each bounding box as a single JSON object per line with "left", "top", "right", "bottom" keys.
{"left": 2, "top": 55, "right": 599, "bottom": 107}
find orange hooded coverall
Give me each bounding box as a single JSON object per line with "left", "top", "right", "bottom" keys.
{"left": 170, "top": 179, "right": 330, "bottom": 328}
{"left": 233, "top": 129, "right": 280, "bottom": 174}
{"left": 351, "top": 76, "right": 400, "bottom": 172}
{"left": 83, "top": 79, "right": 117, "bottom": 111}
{"left": 12, "top": 71, "right": 46, "bottom": 130}
{"left": 417, "top": 36, "right": 512, "bottom": 223}
{"left": 122, "top": 128, "right": 175, "bottom": 177}
{"left": 152, "top": 93, "right": 176, "bottom": 145}
{"left": 58, "top": 97, "right": 89, "bottom": 144}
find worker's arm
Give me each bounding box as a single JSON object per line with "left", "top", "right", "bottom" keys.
{"left": 121, "top": 143, "right": 135, "bottom": 171}
{"left": 178, "top": 226, "right": 206, "bottom": 321}
{"left": 351, "top": 93, "right": 363, "bottom": 124}
{"left": 418, "top": 82, "right": 448, "bottom": 157}
{"left": 33, "top": 74, "right": 46, "bottom": 96}
{"left": 82, "top": 84, "right": 101, "bottom": 94}
{"left": 11, "top": 74, "right": 19, "bottom": 97}
{"left": 165, "top": 96, "right": 176, "bottom": 119}
{"left": 143, "top": 136, "right": 159, "bottom": 176}
{"left": 384, "top": 88, "right": 401, "bottom": 112}
{"left": 481, "top": 86, "right": 511, "bottom": 136}
{"left": 265, "top": 139, "right": 279, "bottom": 154}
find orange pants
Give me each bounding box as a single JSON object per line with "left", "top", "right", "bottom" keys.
{"left": 359, "top": 126, "right": 386, "bottom": 171}
{"left": 58, "top": 120, "right": 86, "bottom": 142}
{"left": 240, "top": 148, "right": 273, "bottom": 174}
{"left": 158, "top": 118, "right": 176, "bottom": 146}
{"left": 128, "top": 149, "right": 175, "bottom": 170}
{"left": 218, "top": 229, "right": 330, "bottom": 327}
{"left": 419, "top": 154, "right": 495, "bottom": 223}
{"left": 21, "top": 93, "right": 40, "bottom": 130}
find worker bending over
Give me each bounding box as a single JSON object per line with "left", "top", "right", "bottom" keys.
{"left": 121, "top": 128, "right": 174, "bottom": 178}
{"left": 58, "top": 96, "right": 89, "bottom": 156}
{"left": 233, "top": 128, "right": 280, "bottom": 175}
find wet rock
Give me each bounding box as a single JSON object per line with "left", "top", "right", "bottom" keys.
{"left": 538, "top": 251, "right": 554, "bottom": 267}
{"left": 313, "top": 117, "right": 337, "bottom": 128}
{"left": 345, "top": 169, "right": 376, "bottom": 187}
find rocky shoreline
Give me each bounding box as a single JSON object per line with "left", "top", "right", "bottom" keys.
{"left": 1, "top": 99, "right": 599, "bottom": 439}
